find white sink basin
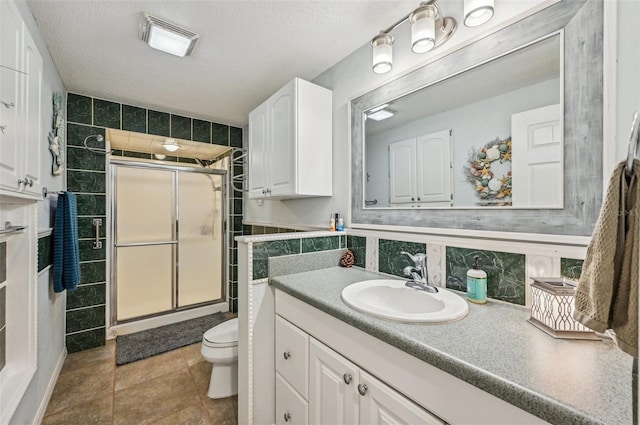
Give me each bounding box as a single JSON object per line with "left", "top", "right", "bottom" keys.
{"left": 341, "top": 279, "right": 468, "bottom": 323}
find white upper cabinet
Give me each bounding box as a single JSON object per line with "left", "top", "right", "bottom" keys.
{"left": 248, "top": 78, "right": 332, "bottom": 200}
{"left": 389, "top": 129, "right": 452, "bottom": 207}
{"left": 0, "top": 0, "right": 43, "bottom": 199}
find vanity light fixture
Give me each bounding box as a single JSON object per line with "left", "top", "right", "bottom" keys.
{"left": 162, "top": 138, "right": 180, "bottom": 152}
{"left": 463, "top": 0, "right": 494, "bottom": 27}
{"left": 140, "top": 13, "right": 199, "bottom": 57}
{"left": 370, "top": 0, "right": 457, "bottom": 74}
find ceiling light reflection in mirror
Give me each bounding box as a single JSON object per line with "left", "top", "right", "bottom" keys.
{"left": 363, "top": 33, "right": 562, "bottom": 210}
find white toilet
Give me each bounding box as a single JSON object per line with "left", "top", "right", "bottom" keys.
{"left": 201, "top": 317, "right": 239, "bottom": 399}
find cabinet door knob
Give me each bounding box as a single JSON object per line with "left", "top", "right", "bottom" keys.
{"left": 0, "top": 125, "right": 6, "bottom": 134}
{"left": 26, "top": 178, "right": 33, "bottom": 187}
{"left": 283, "top": 351, "right": 291, "bottom": 360}
{"left": 0, "top": 101, "right": 15, "bottom": 109}
{"left": 357, "top": 383, "right": 368, "bottom": 396}
{"left": 283, "top": 412, "right": 291, "bottom": 422}
{"left": 343, "top": 373, "right": 352, "bottom": 384}
{"left": 417, "top": 197, "right": 421, "bottom": 201}
{"left": 411, "top": 197, "right": 415, "bottom": 201}
{"left": 17, "top": 179, "right": 24, "bottom": 186}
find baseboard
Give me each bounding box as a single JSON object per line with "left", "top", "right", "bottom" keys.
{"left": 32, "top": 348, "right": 66, "bottom": 425}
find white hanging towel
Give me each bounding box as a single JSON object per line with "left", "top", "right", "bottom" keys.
{"left": 574, "top": 159, "right": 639, "bottom": 357}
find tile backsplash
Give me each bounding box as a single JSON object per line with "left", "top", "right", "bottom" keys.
{"left": 561, "top": 258, "right": 584, "bottom": 280}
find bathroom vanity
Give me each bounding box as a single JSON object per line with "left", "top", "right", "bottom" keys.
{"left": 270, "top": 267, "right": 631, "bottom": 425}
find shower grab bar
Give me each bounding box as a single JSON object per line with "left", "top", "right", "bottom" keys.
{"left": 92, "top": 219, "right": 103, "bottom": 250}
{"left": 115, "top": 240, "right": 178, "bottom": 248}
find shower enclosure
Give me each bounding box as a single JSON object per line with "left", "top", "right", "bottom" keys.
{"left": 110, "top": 160, "right": 226, "bottom": 324}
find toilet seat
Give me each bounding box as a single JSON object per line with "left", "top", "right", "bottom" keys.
{"left": 203, "top": 318, "right": 238, "bottom": 348}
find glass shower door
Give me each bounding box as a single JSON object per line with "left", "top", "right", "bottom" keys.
{"left": 114, "top": 166, "right": 176, "bottom": 321}
{"left": 177, "top": 171, "right": 223, "bottom": 307}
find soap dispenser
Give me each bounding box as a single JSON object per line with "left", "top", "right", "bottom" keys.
{"left": 467, "top": 256, "right": 487, "bottom": 304}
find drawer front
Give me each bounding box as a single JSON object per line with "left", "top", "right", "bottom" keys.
{"left": 276, "top": 315, "right": 309, "bottom": 398}
{"left": 276, "top": 373, "right": 309, "bottom": 425}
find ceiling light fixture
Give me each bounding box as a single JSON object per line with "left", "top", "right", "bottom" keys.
{"left": 463, "top": 0, "right": 494, "bottom": 27}
{"left": 154, "top": 153, "right": 167, "bottom": 160}
{"left": 162, "top": 138, "right": 180, "bottom": 152}
{"left": 139, "top": 13, "right": 199, "bottom": 57}
{"left": 366, "top": 109, "right": 395, "bottom": 121}
{"left": 370, "top": 0, "right": 461, "bottom": 74}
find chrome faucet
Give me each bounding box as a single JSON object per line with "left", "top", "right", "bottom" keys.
{"left": 401, "top": 251, "right": 438, "bottom": 293}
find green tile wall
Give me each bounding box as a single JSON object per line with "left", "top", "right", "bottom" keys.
{"left": 253, "top": 239, "right": 301, "bottom": 280}
{"left": 66, "top": 92, "right": 246, "bottom": 344}
{"left": 378, "top": 239, "right": 426, "bottom": 278}
{"left": 561, "top": 258, "right": 584, "bottom": 280}
{"left": 302, "top": 236, "right": 340, "bottom": 253}
{"left": 38, "top": 235, "right": 53, "bottom": 272}
{"left": 446, "top": 247, "right": 526, "bottom": 305}
{"left": 346, "top": 235, "right": 367, "bottom": 268}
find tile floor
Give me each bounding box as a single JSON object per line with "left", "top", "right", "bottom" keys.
{"left": 42, "top": 340, "right": 237, "bottom": 425}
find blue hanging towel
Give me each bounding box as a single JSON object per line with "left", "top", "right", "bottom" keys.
{"left": 53, "top": 192, "right": 80, "bottom": 293}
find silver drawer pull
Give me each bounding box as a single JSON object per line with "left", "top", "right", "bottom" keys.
{"left": 343, "top": 373, "right": 352, "bottom": 384}
{"left": 1, "top": 101, "right": 15, "bottom": 109}
{"left": 357, "top": 383, "right": 368, "bottom": 396}
{"left": 283, "top": 412, "right": 291, "bottom": 422}
{"left": 283, "top": 351, "right": 291, "bottom": 360}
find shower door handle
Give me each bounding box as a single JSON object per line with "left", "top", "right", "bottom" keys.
{"left": 92, "top": 219, "right": 103, "bottom": 250}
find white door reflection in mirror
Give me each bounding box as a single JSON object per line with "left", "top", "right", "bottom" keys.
{"left": 511, "top": 104, "right": 562, "bottom": 208}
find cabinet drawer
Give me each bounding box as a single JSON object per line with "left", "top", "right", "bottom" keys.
{"left": 276, "top": 373, "right": 308, "bottom": 425}
{"left": 276, "top": 315, "right": 309, "bottom": 398}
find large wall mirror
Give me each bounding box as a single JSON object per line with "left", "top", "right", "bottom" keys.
{"left": 351, "top": 0, "right": 602, "bottom": 236}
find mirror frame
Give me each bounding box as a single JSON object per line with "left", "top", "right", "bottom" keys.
{"left": 350, "top": 0, "right": 602, "bottom": 237}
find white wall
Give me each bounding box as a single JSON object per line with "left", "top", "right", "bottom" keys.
{"left": 245, "top": 0, "right": 557, "bottom": 228}
{"left": 10, "top": 1, "right": 66, "bottom": 424}
{"left": 365, "top": 78, "right": 559, "bottom": 207}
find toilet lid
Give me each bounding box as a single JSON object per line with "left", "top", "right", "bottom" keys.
{"left": 204, "top": 318, "right": 238, "bottom": 345}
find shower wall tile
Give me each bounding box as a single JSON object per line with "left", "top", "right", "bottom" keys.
{"left": 302, "top": 236, "right": 339, "bottom": 253}
{"left": 79, "top": 261, "right": 107, "bottom": 285}
{"left": 378, "top": 239, "right": 426, "bottom": 278}
{"left": 67, "top": 93, "right": 92, "bottom": 124}
{"left": 346, "top": 235, "right": 367, "bottom": 269}
{"left": 77, "top": 217, "right": 106, "bottom": 239}
{"left": 66, "top": 305, "right": 106, "bottom": 333}
{"left": 67, "top": 170, "right": 106, "bottom": 193}
{"left": 148, "top": 110, "right": 171, "bottom": 137}
{"left": 561, "top": 258, "right": 584, "bottom": 280}
{"left": 230, "top": 127, "right": 243, "bottom": 148}
{"left": 67, "top": 124, "right": 106, "bottom": 148}
{"left": 230, "top": 299, "right": 238, "bottom": 313}
{"left": 192, "top": 119, "right": 211, "bottom": 143}
{"left": 66, "top": 328, "right": 106, "bottom": 354}
{"left": 0, "top": 242, "right": 6, "bottom": 283}
{"left": 446, "top": 247, "right": 526, "bottom": 306}
{"left": 123, "top": 151, "right": 151, "bottom": 159}
{"left": 212, "top": 123, "right": 229, "bottom": 146}
{"left": 122, "top": 105, "right": 147, "bottom": 133}
{"left": 178, "top": 157, "right": 197, "bottom": 164}
{"left": 38, "top": 234, "right": 53, "bottom": 272}
{"left": 79, "top": 240, "right": 107, "bottom": 262}
{"left": 67, "top": 284, "right": 107, "bottom": 310}
{"left": 67, "top": 147, "right": 106, "bottom": 172}
{"left": 252, "top": 239, "right": 301, "bottom": 280}
{"left": 171, "top": 115, "right": 192, "bottom": 140}
{"left": 232, "top": 199, "right": 243, "bottom": 215}
{"left": 93, "top": 99, "right": 121, "bottom": 129}
{"left": 76, "top": 194, "right": 106, "bottom": 216}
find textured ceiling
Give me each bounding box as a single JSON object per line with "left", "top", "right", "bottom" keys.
{"left": 26, "top": 0, "right": 419, "bottom": 127}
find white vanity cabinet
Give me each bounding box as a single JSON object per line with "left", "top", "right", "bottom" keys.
{"left": 248, "top": 78, "right": 332, "bottom": 200}
{"left": 0, "top": 0, "right": 43, "bottom": 199}
{"left": 389, "top": 129, "right": 452, "bottom": 207}
{"left": 275, "top": 313, "right": 445, "bottom": 425}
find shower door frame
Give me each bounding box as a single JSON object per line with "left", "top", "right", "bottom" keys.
{"left": 110, "top": 159, "right": 227, "bottom": 326}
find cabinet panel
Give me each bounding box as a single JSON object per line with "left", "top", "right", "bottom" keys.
{"left": 276, "top": 315, "right": 309, "bottom": 398}
{"left": 22, "top": 30, "right": 43, "bottom": 196}
{"left": 359, "top": 370, "right": 445, "bottom": 425}
{"left": 268, "top": 82, "right": 296, "bottom": 197}
{"left": 276, "top": 373, "right": 309, "bottom": 425}
{"left": 248, "top": 101, "right": 268, "bottom": 198}
{"left": 309, "top": 337, "right": 359, "bottom": 425}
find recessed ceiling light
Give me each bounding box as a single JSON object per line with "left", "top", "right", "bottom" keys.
{"left": 154, "top": 153, "right": 166, "bottom": 160}
{"left": 162, "top": 138, "right": 180, "bottom": 152}
{"left": 140, "top": 13, "right": 199, "bottom": 57}
{"left": 367, "top": 109, "right": 395, "bottom": 121}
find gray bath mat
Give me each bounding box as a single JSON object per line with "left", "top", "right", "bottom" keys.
{"left": 116, "top": 311, "right": 229, "bottom": 365}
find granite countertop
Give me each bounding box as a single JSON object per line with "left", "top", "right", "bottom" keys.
{"left": 270, "top": 266, "right": 633, "bottom": 425}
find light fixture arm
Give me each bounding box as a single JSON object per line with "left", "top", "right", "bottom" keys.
{"left": 378, "top": 0, "right": 441, "bottom": 36}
